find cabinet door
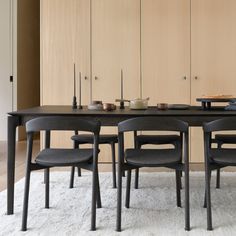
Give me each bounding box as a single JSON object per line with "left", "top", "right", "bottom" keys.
{"left": 92, "top": 0, "right": 140, "bottom": 102}
{"left": 191, "top": 0, "right": 236, "bottom": 162}
{"left": 92, "top": 0, "right": 140, "bottom": 162}
{"left": 41, "top": 0, "right": 90, "bottom": 147}
{"left": 141, "top": 0, "right": 191, "bottom": 153}
{"left": 142, "top": 0, "right": 190, "bottom": 105}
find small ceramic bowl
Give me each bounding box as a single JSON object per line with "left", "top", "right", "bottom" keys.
{"left": 157, "top": 103, "right": 168, "bottom": 110}
{"left": 103, "top": 103, "right": 116, "bottom": 111}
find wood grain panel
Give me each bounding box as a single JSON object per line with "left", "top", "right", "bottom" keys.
{"left": 92, "top": 0, "right": 140, "bottom": 102}
{"left": 191, "top": 0, "right": 236, "bottom": 103}
{"left": 41, "top": 0, "right": 90, "bottom": 148}
{"left": 142, "top": 0, "right": 190, "bottom": 105}
{"left": 191, "top": 0, "right": 236, "bottom": 162}
{"left": 91, "top": 0, "right": 140, "bottom": 162}
{"left": 41, "top": 0, "right": 75, "bottom": 106}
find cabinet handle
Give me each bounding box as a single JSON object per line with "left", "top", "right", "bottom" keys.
{"left": 195, "top": 76, "right": 198, "bottom": 80}
{"left": 183, "top": 76, "right": 187, "bottom": 80}
{"left": 94, "top": 76, "right": 98, "bottom": 80}
{"left": 84, "top": 76, "right": 88, "bottom": 80}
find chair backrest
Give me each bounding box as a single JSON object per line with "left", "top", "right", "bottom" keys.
{"left": 203, "top": 117, "right": 236, "bottom": 133}
{"left": 118, "top": 117, "right": 188, "bottom": 133}
{"left": 26, "top": 116, "right": 101, "bottom": 134}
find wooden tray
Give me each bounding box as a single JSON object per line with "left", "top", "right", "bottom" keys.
{"left": 196, "top": 97, "right": 236, "bottom": 109}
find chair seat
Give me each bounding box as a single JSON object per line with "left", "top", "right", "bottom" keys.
{"left": 35, "top": 148, "right": 93, "bottom": 167}
{"left": 71, "top": 134, "right": 118, "bottom": 144}
{"left": 136, "top": 135, "right": 180, "bottom": 145}
{"left": 215, "top": 134, "right": 236, "bottom": 143}
{"left": 210, "top": 148, "right": 236, "bottom": 165}
{"left": 125, "top": 148, "right": 181, "bottom": 167}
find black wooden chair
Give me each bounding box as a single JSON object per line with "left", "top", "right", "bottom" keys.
{"left": 21, "top": 116, "right": 101, "bottom": 231}
{"left": 133, "top": 133, "right": 181, "bottom": 189}
{"left": 203, "top": 117, "right": 236, "bottom": 230}
{"left": 116, "top": 117, "right": 190, "bottom": 231}
{"left": 69, "top": 133, "right": 118, "bottom": 188}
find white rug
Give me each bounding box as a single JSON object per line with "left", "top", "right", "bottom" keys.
{"left": 1, "top": 172, "right": 236, "bottom": 236}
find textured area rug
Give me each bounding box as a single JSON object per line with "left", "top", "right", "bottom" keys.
{"left": 1, "top": 172, "right": 236, "bottom": 235}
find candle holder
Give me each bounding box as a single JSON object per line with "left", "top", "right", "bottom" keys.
{"left": 72, "top": 63, "right": 77, "bottom": 110}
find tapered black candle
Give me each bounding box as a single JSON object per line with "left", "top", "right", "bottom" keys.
{"left": 72, "top": 63, "right": 77, "bottom": 109}
{"left": 78, "top": 71, "right": 82, "bottom": 109}
{"left": 121, "top": 69, "right": 123, "bottom": 100}
{"left": 120, "top": 69, "right": 125, "bottom": 109}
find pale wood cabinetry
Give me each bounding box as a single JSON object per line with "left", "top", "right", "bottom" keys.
{"left": 41, "top": 0, "right": 236, "bottom": 163}
{"left": 41, "top": 0, "right": 140, "bottom": 160}
{"left": 41, "top": 0, "right": 90, "bottom": 148}
{"left": 91, "top": 0, "right": 140, "bottom": 161}
{"left": 91, "top": 0, "right": 140, "bottom": 102}
{"left": 41, "top": 0, "right": 90, "bottom": 106}
{"left": 190, "top": 0, "right": 236, "bottom": 162}
{"left": 142, "top": 0, "right": 190, "bottom": 105}
{"left": 142, "top": 0, "right": 236, "bottom": 162}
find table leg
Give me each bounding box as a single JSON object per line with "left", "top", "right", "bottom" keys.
{"left": 7, "top": 115, "right": 20, "bottom": 215}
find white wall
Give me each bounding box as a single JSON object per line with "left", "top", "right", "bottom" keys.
{"left": 0, "top": 0, "right": 17, "bottom": 141}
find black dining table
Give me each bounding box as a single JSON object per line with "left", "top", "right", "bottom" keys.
{"left": 7, "top": 105, "right": 236, "bottom": 214}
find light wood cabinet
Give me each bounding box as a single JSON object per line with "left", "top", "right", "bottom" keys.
{"left": 41, "top": 0, "right": 90, "bottom": 106}
{"left": 41, "top": 0, "right": 236, "bottom": 163}
{"left": 41, "top": 0, "right": 140, "bottom": 160}
{"left": 142, "top": 0, "right": 190, "bottom": 105}
{"left": 41, "top": 0, "right": 90, "bottom": 148}
{"left": 190, "top": 0, "right": 236, "bottom": 162}
{"left": 91, "top": 0, "right": 140, "bottom": 161}
{"left": 142, "top": 0, "right": 236, "bottom": 162}
{"left": 91, "top": 0, "right": 140, "bottom": 102}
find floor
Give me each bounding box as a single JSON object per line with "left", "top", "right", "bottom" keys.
{"left": 1, "top": 140, "right": 234, "bottom": 192}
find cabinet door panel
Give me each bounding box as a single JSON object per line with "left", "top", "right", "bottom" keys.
{"left": 75, "top": 0, "right": 91, "bottom": 106}
{"left": 92, "top": 0, "right": 140, "bottom": 102}
{"left": 41, "top": 0, "right": 90, "bottom": 148}
{"left": 142, "top": 0, "right": 190, "bottom": 105}
{"left": 41, "top": 0, "right": 90, "bottom": 106}
{"left": 191, "top": 0, "right": 236, "bottom": 102}
{"left": 191, "top": 0, "right": 236, "bottom": 162}
{"left": 92, "top": 0, "right": 140, "bottom": 162}
{"left": 41, "top": 0, "right": 75, "bottom": 106}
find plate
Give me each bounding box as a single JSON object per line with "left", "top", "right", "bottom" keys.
{"left": 168, "top": 104, "right": 190, "bottom": 110}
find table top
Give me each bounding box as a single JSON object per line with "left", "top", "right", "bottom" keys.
{"left": 9, "top": 105, "right": 236, "bottom": 116}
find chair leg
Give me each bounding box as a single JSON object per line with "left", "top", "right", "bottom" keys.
{"left": 175, "top": 170, "right": 181, "bottom": 207}
{"left": 43, "top": 169, "right": 46, "bottom": 184}
{"left": 134, "top": 168, "right": 139, "bottom": 189}
{"left": 96, "top": 171, "right": 102, "bottom": 208}
{"left": 184, "top": 166, "right": 190, "bottom": 231}
{"left": 69, "top": 166, "right": 75, "bottom": 188}
{"left": 111, "top": 142, "right": 117, "bottom": 188}
{"left": 125, "top": 170, "right": 132, "bottom": 208}
{"left": 216, "top": 169, "right": 220, "bottom": 189}
{"left": 216, "top": 142, "right": 222, "bottom": 189}
{"left": 116, "top": 164, "right": 122, "bottom": 232}
{"left": 180, "top": 171, "right": 182, "bottom": 190}
{"left": 205, "top": 167, "right": 213, "bottom": 230}
{"left": 203, "top": 170, "right": 212, "bottom": 208}
{"left": 77, "top": 167, "right": 82, "bottom": 177}
{"left": 21, "top": 167, "right": 31, "bottom": 231}
{"left": 91, "top": 168, "right": 97, "bottom": 231}
{"left": 45, "top": 168, "right": 50, "bottom": 209}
